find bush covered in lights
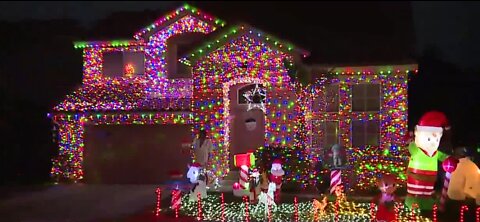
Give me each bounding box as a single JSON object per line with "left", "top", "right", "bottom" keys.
{"left": 254, "top": 146, "right": 326, "bottom": 190}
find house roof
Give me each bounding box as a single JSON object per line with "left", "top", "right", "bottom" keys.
{"left": 73, "top": 40, "right": 143, "bottom": 49}
{"left": 309, "top": 64, "right": 418, "bottom": 75}
{"left": 179, "top": 23, "right": 310, "bottom": 66}
{"left": 133, "top": 3, "right": 226, "bottom": 41}
{"left": 53, "top": 79, "right": 191, "bottom": 112}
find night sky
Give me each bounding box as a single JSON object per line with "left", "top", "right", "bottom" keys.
{"left": 1, "top": 1, "right": 479, "bottom": 184}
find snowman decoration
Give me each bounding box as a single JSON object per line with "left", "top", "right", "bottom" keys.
{"left": 186, "top": 163, "right": 207, "bottom": 201}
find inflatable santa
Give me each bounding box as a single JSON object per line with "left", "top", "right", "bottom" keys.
{"left": 405, "top": 111, "right": 451, "bottom": 210}
{"left": 269, "top": 159, "right": 284, "bottom": 203}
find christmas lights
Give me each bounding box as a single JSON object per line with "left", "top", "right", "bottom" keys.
{"left": 460, "top": 205, "right": 468, "bottom": 222}
{"left": 51, "top": 2, "right": 416, "bottom": 191}
{"left": 476, "top": 206, "right": 480, "bottom": 222}
{"left": 134, "top": 3, "right": 225, "bottom": 40}
{"left": 49, "top": 112, "right": 192, "bottom": 181}
{"left": 155, "top": 188, "right": 161, "bottom": 216}
{"left": 177, "top": 193, "right": 433, "bottom": 222}
{"left": 191, "top": 34, "right": 296, "bottom": 178}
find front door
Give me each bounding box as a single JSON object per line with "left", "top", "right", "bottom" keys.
{"left": 228, "top": 83, "right": 266, "bottom": 169}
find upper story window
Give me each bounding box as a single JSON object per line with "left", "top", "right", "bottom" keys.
{"left": 103, "top": 51, "right": 145, "bottom": 78}
{"left": 352, "top": 84, "right": 380, "bottom": 112}
{"left": 312, "top": 84, "right": 339, "bottom": 112}
{"left": 166, "top": 33, "right": 205, "bottom": 79}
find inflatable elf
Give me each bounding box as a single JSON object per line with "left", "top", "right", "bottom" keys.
{"left": 405, "top": 111, "right": 451, "bottom": 210}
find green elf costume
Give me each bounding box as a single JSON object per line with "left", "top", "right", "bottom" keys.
{"left": 405, "top": 111, "right": 451, "bottom": 210}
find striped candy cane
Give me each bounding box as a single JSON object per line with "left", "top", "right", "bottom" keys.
{"left": 439, "top": 172, "right": 451, "bottom": 211}
{"left": 171, "top": 189, "right": 181, "bottom": 218}
{"left": 239, "top": 165, "right": 249, "bottom": 190}
{"left": 330, "top": 169, "right": 342, "bottom": 194}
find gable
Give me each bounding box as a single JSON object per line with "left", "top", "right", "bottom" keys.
{"left": 180, "top": 24, "right": 310, "bottom": 66}
{"left": 191, "top": 34, "right": 296, "bottom": 90}
{"left": 133, "top": 4, "right": 226, "bottom": 41}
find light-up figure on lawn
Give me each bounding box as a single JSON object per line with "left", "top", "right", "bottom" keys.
{"left": 405, "top": 111, "right": 451, "bottom": 210}
{"left": 187, "top": 162, "right": 207, "bottom": 201}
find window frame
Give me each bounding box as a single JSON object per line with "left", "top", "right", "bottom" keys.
{"left": 102, "top": 51, "right": 145, "bottom": 78}
{"left": 351, "top": 83, "right": 381, "bottom": 112}
{"left": 351, "top": 120, "right": 380, "bottom": 147}
{"left": 312, "top": 120, "right": 339, "bottom": 150}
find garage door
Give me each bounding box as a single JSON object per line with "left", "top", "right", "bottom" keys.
{"left": 83, "top": 124, "right": 192, "bottom": 184}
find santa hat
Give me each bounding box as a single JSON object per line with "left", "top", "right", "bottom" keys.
{"left": 272, "top": 159, "right": 283, "bottom": 165}
{"left": 416, "top": 111, "right": 450, "bottom": 133}
{"left": 189, "top": 162, "right": 202, "bottom": 168}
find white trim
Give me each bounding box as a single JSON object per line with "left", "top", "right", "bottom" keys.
{"left": 407, "top": 189, "right": 434, "bottom": 195}
{"left": 407, "top": 183, "right": 434, "bottom": 189}
{"left": 416, "top": 125, "right": 443, "bottom": 133}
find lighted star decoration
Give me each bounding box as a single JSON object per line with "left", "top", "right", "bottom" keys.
{"left": 243, "top": 84, "right": 266, "bottom": 112}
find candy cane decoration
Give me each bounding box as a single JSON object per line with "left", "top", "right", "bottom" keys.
{"left": 197, "top": 193, "right": 203, "bottom": 221}
{"left": 244, "top": 196, "right": 250, "bottom": 222}
{"left": 155, "top": 188, "right": 161, "bottom": 216}
{"left": 330, "top": 169, "right": 342, "bottom": 194}
{"left": 294, "top": 196, "right": 298, "bottom": 222}
{"left": 439, "top": 172, "right": 452, "bottom": 211}
{"left": 171, "top": 188, "right": 181, "bottom": 218}
{"left": 221, "top": 193, "right": 225, "bottom": 222}
{"left": 440, "top": 156, "right": 458, "bottom": 212}
{"left": 240, "top": 165, "right": 249, "bottom": 190}
{"left": 476, "top": 207, "right": 480, "bottom": 222}
{"left": 370, "top": 202, "right": 376, "bottom": 222}
{"left": 460, "top": 205, "right": 469, "bottom": 222}
{"left": 432, "top": 204, "right": 437, "bottom": 222}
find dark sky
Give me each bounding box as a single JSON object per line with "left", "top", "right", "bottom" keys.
{"left": 1, "top": 1, "right": 479, "bottom": 185}
{"left": 1, "top": 1, "right": 479, "bottom": 69}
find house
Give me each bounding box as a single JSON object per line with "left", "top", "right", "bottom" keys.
{"left": 49, "top": 4, "right": 416, "bottom": 188}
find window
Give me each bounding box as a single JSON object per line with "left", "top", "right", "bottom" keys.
{"left": 312, "top": 84, "right": 339, "bottom": 112}
{"left": 166, "top": 33, "right": 205, "bottom": 79}
{"left": 102, "top": 51, "right": 145, "bottom": 78}
{"left": 103, "top": 52, "right": 123, "bottom": 78}
{"left": 312, "top": 120, "right": 339, "bottom": 150}
{"left": 325, "top": 85, "right": 339, "bottom": 112}
{"left": 352, "top": 84, "right": 380, "bottom": 112}
{"left": 352, "top": 120, "right": 379, "bottom": 147}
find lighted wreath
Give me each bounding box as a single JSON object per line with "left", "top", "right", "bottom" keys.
{"left": 242, "top": 84, "right": 266, "bottom": 112}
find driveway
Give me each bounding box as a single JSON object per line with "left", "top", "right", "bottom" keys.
{"left": 0, "top": 184, "right": 161, "bottom": 222}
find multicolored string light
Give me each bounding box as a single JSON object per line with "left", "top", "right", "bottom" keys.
{"left": 51, "top": 1, "right": 415, "bottom": 190}
{"left": 192, "top": 34, "right": 295, "bottom": 177}
{"left": 155, "top": 187, "right": 161, "bottom": 216}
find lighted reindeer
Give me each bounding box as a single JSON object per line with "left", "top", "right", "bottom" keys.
{"left": 255, "top": 182, "right": 277, "bottom": 217}
{"left": 312, "top": 196, "right": 328, "bottom": 216}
